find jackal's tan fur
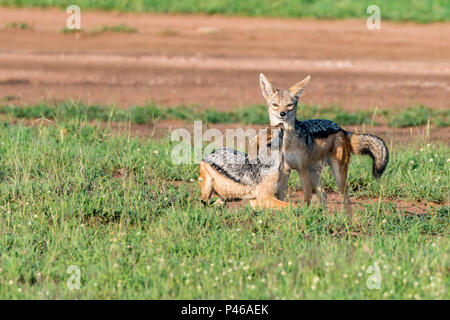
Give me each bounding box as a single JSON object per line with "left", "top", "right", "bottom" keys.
{"left": 199, "top": 125, "right": 289, "bottom": 209}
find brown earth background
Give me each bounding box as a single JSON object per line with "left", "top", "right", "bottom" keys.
{"left": 0, "top": 7, "right": 449, "bottom": 143}
{"left": 1, "top": 8, "right": 449, "bottom": 110}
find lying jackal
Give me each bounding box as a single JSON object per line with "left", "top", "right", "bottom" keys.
{"left": 259, "top": 74, "right": 389, "bottom": 216}
{"left": 199, "top": 124, "right": 289, "bottom": 209}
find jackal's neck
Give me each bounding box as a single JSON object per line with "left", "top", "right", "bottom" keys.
{"left": 269, "top": 115, "right": 296, "bottom": 131}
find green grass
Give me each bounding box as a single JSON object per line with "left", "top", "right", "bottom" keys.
{"left": 61, "top": 27, "right": 83, "bottom": 34}
{"left": 0, "top": 117, "right": 448, "bottom": 299}
{"left": 0, "top": 100, "right": 377, "bottom": 126}
{"left": 1, "top": 100, "right": 449, "bottom": 128}
{"left": 89, "top": 24, "right": 138, "bottom": 35}
{"left": 1, "top": 0, "right": 449, "bottom": 23}
{"left": 61, "top": 24, "right": 137, "bottom": 34}
{"left": 3, "top": 21, "right": 32, "bottom": 30}
{"left": 388, "top": 105, "right": 450, "bottom": 128}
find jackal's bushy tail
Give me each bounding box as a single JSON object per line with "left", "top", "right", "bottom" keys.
{"left": 346, "top": 132, "right": 389, "bottom": 178}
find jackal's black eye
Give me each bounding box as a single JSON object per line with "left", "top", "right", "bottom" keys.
{"left": 272, "top": 103, "right": 279, "bottom": 108}
{"left": 286, "top": 103, "right": 294, "bottom": 108}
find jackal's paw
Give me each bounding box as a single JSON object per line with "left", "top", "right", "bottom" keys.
{"left": 213, "top": 198, "right": 225, "bottom": 206}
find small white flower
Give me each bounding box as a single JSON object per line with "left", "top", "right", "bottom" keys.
{"left": 153, "top": 150, "right": 159, "bottom": 154}
{"left": 429, "top": 158, "right": 434, "bottom": 162}
{"left": 281, "top": 270, "right": 287, "bottom": 276}
{"left": 258, "top": 219, "right": 263, "bottom": 224}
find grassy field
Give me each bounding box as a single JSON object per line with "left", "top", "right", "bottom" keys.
{"left": 0, "top": 100, "right": 449, "bottom": 127}
{"left": 0, "top": 114, "right": 448, "bottom": 299}
{"left": 1, "top": 0, "right": 449, "bottom": 23}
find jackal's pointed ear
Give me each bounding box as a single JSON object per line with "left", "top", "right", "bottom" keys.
{"left": 248, "top": 135, "right": 259, "bottom": 161}
{"left": 289, "top": 75, "right": 310, "bottom": 97}
{"left": 260, "top": 73, "right": 277, "bottom": 100}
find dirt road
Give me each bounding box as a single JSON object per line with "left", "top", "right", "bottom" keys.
{"left": 0, "top": 7, "right": 449, "bottom": 112}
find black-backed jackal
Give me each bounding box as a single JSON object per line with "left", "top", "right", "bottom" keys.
{"left": 259, "top": 73, "right": 389, "bottom": 216}
{"left": 199, "top": 124, "right": 290, "bottom": 209}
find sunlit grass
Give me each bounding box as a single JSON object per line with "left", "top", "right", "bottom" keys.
{"left": 0, "top": 118, "right": 448, "bottom": 299}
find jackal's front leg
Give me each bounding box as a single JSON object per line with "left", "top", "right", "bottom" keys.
{"left": 276, "top": 166, "right": 291, "bottom": 201}
{"left": 251, "top": 196, "right": 289, "bottom": 210}
{"left": 298, "top": 168, "right": 313, "bottom": 206}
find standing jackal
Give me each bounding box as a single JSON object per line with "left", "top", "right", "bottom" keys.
{"left": 259, "top": 73, "right": 389, "bottom": 216}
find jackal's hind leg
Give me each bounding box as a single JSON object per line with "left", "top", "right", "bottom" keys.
{"left": 255, "top": 196, "right": 289, "bottom": 210}
{"left": 199, "top": 164, "right": 214, "bottom": 204}
{"left": 330, "top": 151, "right": 352, "bottom": 217}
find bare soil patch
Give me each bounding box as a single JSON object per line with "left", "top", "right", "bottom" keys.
{"left": 0, "top": 7, "right": 449, "bottom": 114}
